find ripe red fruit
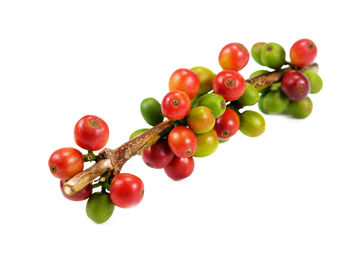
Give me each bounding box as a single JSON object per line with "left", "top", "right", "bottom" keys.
{"left": 218, "top": 43, "right": 249, "bottom": 71}
{"left": 168, "top": 126, "right": 197, "bottom": 158}
{"left": 142, "top": 139, "right": 174, "bottom": 169}
{"left": 48, "top": 147, "right": 84, "bottom": 179}
{"left": 290, "top": 39, "right": 317, "bottom": 67}
{"left": 74, "top": 115, "right": 109, "bottom": 151}
{"left": 60, "top": 180, "right": 92, "bottom": 201}
{"left": 281, "top": 70, "right": 310, "bottom": 101}
{"left": 169, "top": 68, "right": 200, "bottom": 99}
{"left": 214, "top": 108, "right": 240, "bottom": 140}
{"left": 109, "top": 173, "right": 144, "bottom": 208}
{"left": 161, "top": 90, "right": 191, "bottom": 120}
{"left": 164, "top": 156, "right": 194, "bottom": 180}
{"left": 213, "top": 70, "right": 246, "bottom": 101}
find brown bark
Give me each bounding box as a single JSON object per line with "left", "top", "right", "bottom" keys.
{"left": 63, "top": 63, "right": 319, "bottom": 195}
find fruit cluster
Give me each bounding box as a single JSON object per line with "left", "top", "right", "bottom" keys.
{"left": 49, "top": 39, "right": 322, "bottom": 224}
{"left": 251, "top": 39, "right": 322, "bottom": 118}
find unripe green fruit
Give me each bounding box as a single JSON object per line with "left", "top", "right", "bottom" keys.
{"left": 262, "top": 90, "right": 289, "bottom": 114}
{"left": 249, "top": 69, "right": 269, "bottom": 79}
{"left": 140, "top": 97, "right": 164, "bottom": 126}
{"left": 258, "top": 94, "right": 268, "bottom": 114}
{"left": 219, "top": 139, "right": 229, "bottom": 143}
{"left": 287, "top": 97, "right": 313, "bottom": 119}
{"left": 251, "top": 42, "right": 266, "bottom": 65}
{"left": 270, "top": 82, "right": 281, "bottom": 91}
{"left": 238, "top": 83, "right": 260, "bottom": 106}
{"left": 303, "top": 70, "right": 323, "bottom": 94}
{"left": 191, "top": 66, "right": 215, "bottom": 94}
{"left": 239, "top": 111, "right": 265, "bottom": 137}
{"left": 194, "top": 129, "right": 219, "bottom": 157}
{"left": 261, "top": 43, "right": 286, "bottom": 69}
{"left": 197, "top": 93, "right": 226, "bottom": 118}
{"left": 86, "top": 192, "right": 115, "bottom": 224}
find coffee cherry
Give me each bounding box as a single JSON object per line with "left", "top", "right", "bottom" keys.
{"left": 287, "top": 97, "right": 313, "bottom": 119}
{"left": 249, "top": 69, "right": 269, "bottom": 79}
{"left": 168, "top": 126, "right": 197, "bottom": 158}
{"left": 290, "top": 39, "right": 317, "bottom": 67}
{"left": 213, "top": 70, "right": 246, "bottom": 101}
{"left": 281, "top": 70, "right": 310, "bottom": 101}
{"left": 270, "top": 82, "right": 281, "bottom": 91}
{"left": 262, "top": 90, "right": 289, "bottom": 114}
{"left": 214, "top": 108, "right": 240, "bottom": 140}
{"left": 140, "top": 97, "right": 164, "bottom": 126}
{"left": 86, "top": 192, "right": 114, "bottom": 224}
{"left": 142, "top": 139, "right": 174, "bottom": 169}
{"left": 238, "top": 83, "right": 260, "bottom": 106}
{"left": 261, "top": 42, "right": 286, "bottom": 69}
{"left": 164, "top": 156, "right": 194, "bottom": 180}
{"left": 48, "top": 147, "right": 84, "bottom": 180}
{"left": 187, "top": 106, "right": 215, "bottom": 134}
{"left": 251, "top": 42, "right": 266, "bottom": 65}
{"left": 194, "top": 129, "right": 219, "bottom": 157}
{"left": 303, "top": 70, "right": 323, "bottom": 94}
{"left": 110, "top": 173, "right": 144, "bottom": 208}
{"left": 161, "top": 90, "right": 191, "bottom": 120}
{"left": 197, "top": 93, "right": 226, "bottom": 118}
{"left": 258, "top": 95, "right": 268, "bottom": 114}
{"left": 219, "top": 43, "right": 249, "bottom": 71}
{"left": 169, "top": 68, "right": 200, "bottom": 99}
{"left": 239, "top": 111, "right": 265, "bottom": 137}
{"left": 191, "top": 66, "right": 215, "bottom": 94}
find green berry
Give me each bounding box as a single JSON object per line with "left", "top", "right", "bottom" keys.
{"left": 194, "top": 129, "right": 219, "bottom": 157}
{"left": 303, "top": 70, "right": 323, "bottom": 94}
{"left": 249, "top": 69, "right": 269, "bottom": 79}
{"left": 238, "top": 83, "right": 260, "bottom": 106}
{"left": 219, "top": 139, "right": 229, "bottom": 143}
{"left": 287, "top": 97, "right": 313, "bottom": 119}
{"left": 251, "top": 42, "right": 266, "bottom": 65}
{"left": 140, "top": 97, "right": 164, "bottom": 126}
{"left": 239, "top": 110, "right": 265, "bottom": 137}
{"left": 191, "top": 66, "right": 215, "bottom": 94}
{"left": 270, "top": 82, "right": 281, "bottom": 91}
{"left": 197, "top": 93, "right": 226, "bottom": 118}
{"left": 258, "top": 94, "right": 268, "bottom": 114}
{"left": 261, "top": 43, "right": 286, "bottom": 69}
{"left": 262, "top": 90, "right": 289, "bottom": 114}
{"left": 86, "top": 192, "right": 115, "bottom": 224}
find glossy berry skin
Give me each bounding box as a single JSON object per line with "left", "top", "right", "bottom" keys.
{"left": 74, "top": 115, "right": 109, "bottom": 151}
{"left": 219, "top": 43, "right": 249, "bottom": 71}
{"left": 191, "top": 66, "right": 215, "bottom": 94}
{"left": 213, "top": 70, "right": 246, "bottom": 101}
{"left": 169, "top": 69, "right": 200, "bottom": 99}
{"left": 142, "top": 139, "right": 174, "bottom": 169}
{"left": 161, "top": 90, "right": 191, "bottom": 120}
{"left": 164, "top": 156, "right": 194, "bottom": 181}
{"left": 60, "top": 180, "right": 92, "bottom": 201}
{"left": 281, "top": 70, "right": 310, "bottom": 101}
{"left": 251, "top": 42, "right": 266, "bottom": 65}
{"left": 168, "top": 126, "right": 197, "bottom": 158}
{"left": 49, "top": 147, "right": 84, "bottom": 180}
{"left": 214, "top": 108, "right": 240, "bottom": 140}
{"left": 239, "top": 111, "right": 265, "bottom": 137}
{"left": 290, "top": 39, "right": 317, "bottom": 67}
{"left": 194, "top": 129, "right": 218, "bottom": 157}
{"left": 109, "top": 173, "right": 144, "bottom": 208}
{"left": 186, "top": 106, "right": 215, "bottom": 134}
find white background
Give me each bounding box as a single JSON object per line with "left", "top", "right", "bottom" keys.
{"left": 0, "top": 0, "right": 349, "bottom": 256}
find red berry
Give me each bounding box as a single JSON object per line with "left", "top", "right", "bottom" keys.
{"left": 60, "top": 180, "right": 92, "bottom": 201}
{"left": 109, "top": 173, "right": 144, "bottom": 208}
{"left": 169, "top": 68, "right": 200, "bottom": 99}
{"left": 290, "top": 39, "right": 317, "bottom": 67}
{"left": 168, "top": 126, "right": 197, "bottom": 158}
{"left": 48, "top": 147, "right": 84, "bottom": 180}
{"left": 161, "top": 90, "right": 191, "bottom": 120}
{"left": 218, "top": 43, "right": 249, "bottom": 71}
{"left": 213, "top": 70, "right": 246, "bottom": 101}
{"left": 214, "top": 108, "right": 240, "bottom": 140}
{"left": 164, "top": 156, "right": 194, "bottom": 180}
{"left": 74, "top": 115, "right": 109, "bottom": 151}
{"left": 281, "top": 70, "right": 310, "bottom": 101}
{"left": 142, "top": 139, "right": 174, "bottom": 169}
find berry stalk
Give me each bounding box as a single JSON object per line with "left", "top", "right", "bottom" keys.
{"left": 63, "top": 63, "right": 318, "bottom": 196}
